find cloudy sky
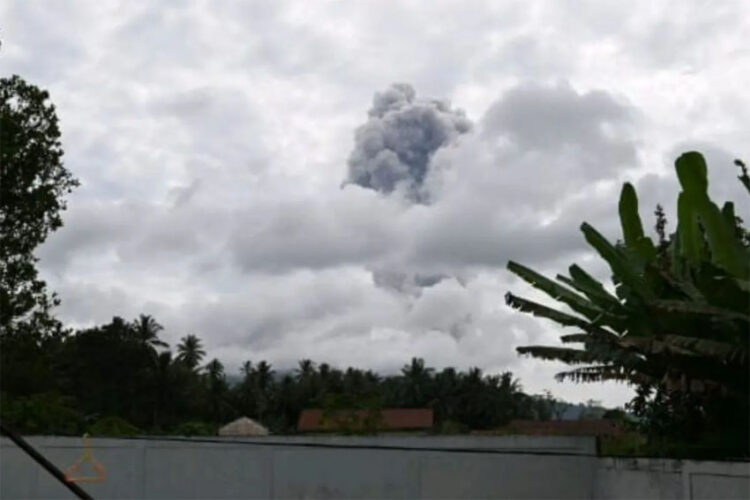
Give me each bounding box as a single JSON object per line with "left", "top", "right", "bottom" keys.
{"left": 3, "top": 1, "right": 749, "bottom": 406}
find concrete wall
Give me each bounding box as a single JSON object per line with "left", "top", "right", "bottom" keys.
{"left": 594, "top": 457, "right": 749, "bottom": 500}
{"left": 1, "top": 436, "right": 747, "bottom": 499}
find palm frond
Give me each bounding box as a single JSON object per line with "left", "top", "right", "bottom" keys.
{"left": 554, "top": 365, "right": 644, "bottom": 384}
{"left": 517, "top": 345, "right": 621, "bottom": 366}
{"left": 662, "top": 334, "right": 748, "bottom": 364}
{"left": 650, "top": 300, "right": 750, "bottom": 323}
{"left": 505, "top": 293, "right": 616, "bottom": 336}
{"left": 507, "top": 261, "right": 606, "bottom": 321}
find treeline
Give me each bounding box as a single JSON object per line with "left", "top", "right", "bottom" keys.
{"left": 0, "top": 315, "right": 561, "bottom": 436}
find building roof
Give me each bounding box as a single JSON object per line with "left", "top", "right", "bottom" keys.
{"left": 505, "top": 419, "right": 623, "bottom": 437}
{"left": 297, "top": 408, "right": 433, "bottom": 433}
{"left": 218, "top": 417, "right": 270, "bottom": 437}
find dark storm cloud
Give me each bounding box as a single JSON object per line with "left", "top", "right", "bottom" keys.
{"left": 345, "top": 83, "right": 471, "bottom": 203}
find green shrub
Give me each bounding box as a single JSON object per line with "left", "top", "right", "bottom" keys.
{"left": 0, "top": 392, "right": 82, "bottom": 435}
{"left": 172, "top": 421, "right": 217, "bottom": 436}
{"left": 434, "top": 420, "right": 470, "bottom": 434}
{"left": 88, "top": 416, "right": 140, "bottom": 436}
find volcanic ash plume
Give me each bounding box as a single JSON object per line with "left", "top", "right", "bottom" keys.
{"left": 345, "top": 83, "right": 471, "bottom": 203}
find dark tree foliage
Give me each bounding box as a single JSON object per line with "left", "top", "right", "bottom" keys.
{"left": 736, "top": 159, "right": 750, "bottom": 194}
{"left": 176, "top": 334, "right": 206, "bottom": 370}
{"left": 0, "top": 75, "right": 79, "bottom": 339}
{"left": 1, "top": 76, "right": 78, "bottom": 404}
{"left": 1, "top": 316, "right": 556, "bottom": 436}
{"left": 653, "top": 204, "right": 670, "bottom": 269}
{"left": 505, "top": 152, "right": 749, "bottom": 458}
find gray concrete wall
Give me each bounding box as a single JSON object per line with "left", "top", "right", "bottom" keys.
{"left": 1, "top": 435, "right": 595, "bottom": 499}
{"left": 1, "top": 436, "right": 747, "bottom": 499}
{"left": 594, "top": 457, "right": 749, "bottom": 500}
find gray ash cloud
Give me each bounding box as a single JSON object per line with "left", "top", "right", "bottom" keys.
{"left": 345, "top": 83, "right": 471, "bottom": 203}
{"left": 371, "top": 268, "right": 447, "bottom": 296}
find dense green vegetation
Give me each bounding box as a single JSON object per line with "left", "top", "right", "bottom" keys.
{"left": 1, "top": 314, "right": 559, "bottom": 435}
{"left": 1, "top": 76, "right": 78, "bottom": 342}
{"left": 506, "top": 152, "right": 750, "bottom": 458}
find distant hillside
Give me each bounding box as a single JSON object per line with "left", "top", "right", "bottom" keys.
{"left": 556, "top": 401, "right": 608, "bottom": 420}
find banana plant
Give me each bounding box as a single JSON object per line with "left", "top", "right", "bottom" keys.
{"left": 505, "top": 152, "right": 749, "bottom": 396}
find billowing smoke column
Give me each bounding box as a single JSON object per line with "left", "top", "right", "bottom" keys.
{"left": 346, "top": 83, "right": 471, "bottom": 203}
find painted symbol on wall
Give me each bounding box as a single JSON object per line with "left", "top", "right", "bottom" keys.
{"left": 64, "top": 434, "right": 106, "bottom": 483}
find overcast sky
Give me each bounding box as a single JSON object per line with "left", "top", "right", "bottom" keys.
{"left": 3, "top": 1, "right": 749, "bottom": 406}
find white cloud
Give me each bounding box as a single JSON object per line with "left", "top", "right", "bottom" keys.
{"left": 3, "top": 0, "right": 749, "bottom": 406}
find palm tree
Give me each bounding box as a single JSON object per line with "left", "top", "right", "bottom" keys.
{"left": 343, "top": 367, "right": 366, "bottom": 395}
{"left": 241, "top": 360, "right": 253, "bottom": 380}
{"left": 255, "top": 361, "right": 274, "bottom": 391}
{"left": 434, "top": 367, "right": 460, "bottom": 422}
{"left": 203, "top": 358, "right": 228, "bottom": 422}
{"left": 273, "top": 374, "right": 297, "bottom": 430}
{"left": 364, "top": 370, "right": 381, "bottom": 386}
{"left": 295, "top": 359, "right": 318, "bottom": 408}
{"left": 318, "top": 363, "right": 345, "bottom": 394}
{"left": 401, "top": 358, "right": 434, "bottom": 407}
{"left": 295, "top": 359, "right": 316, "bottom": 382}
{"left": 254, "top": 361, "right": 274, "bottom": 422}
{"left": 152, "top": 351, "right": 175, "bottom": 430}
{"left": 132, "top": 314, "right": 168, "bottom": 350}
{"left": 498, "top": 371, "right": 521, "bottom": 393}
{"left": 454, "top": 367, "right": 510, "bottom": 429}
{"left": 205, "top": 358, "right": 224, "bottom": 380}
{"left": 176, "top": 334, "right": 205, "bottom": 370}
{"left": 237, "top": 360, "right": 256, "bottom": 417}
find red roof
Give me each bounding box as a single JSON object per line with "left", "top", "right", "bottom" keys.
{"left": 297, "top": 408, "right": 433, "bottom": 432}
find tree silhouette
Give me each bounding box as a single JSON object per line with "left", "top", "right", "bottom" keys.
{"left": 401, "top": 357, "right": 434, "bottom": 407}
{"left": 0, "top": 75, "right": 79, "bottom": 340}
{"left": 176, "top": 334, "right": 205, "bottom": 370}
{"left": 132, "top": 314, "right": 168, "bottom": 351}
